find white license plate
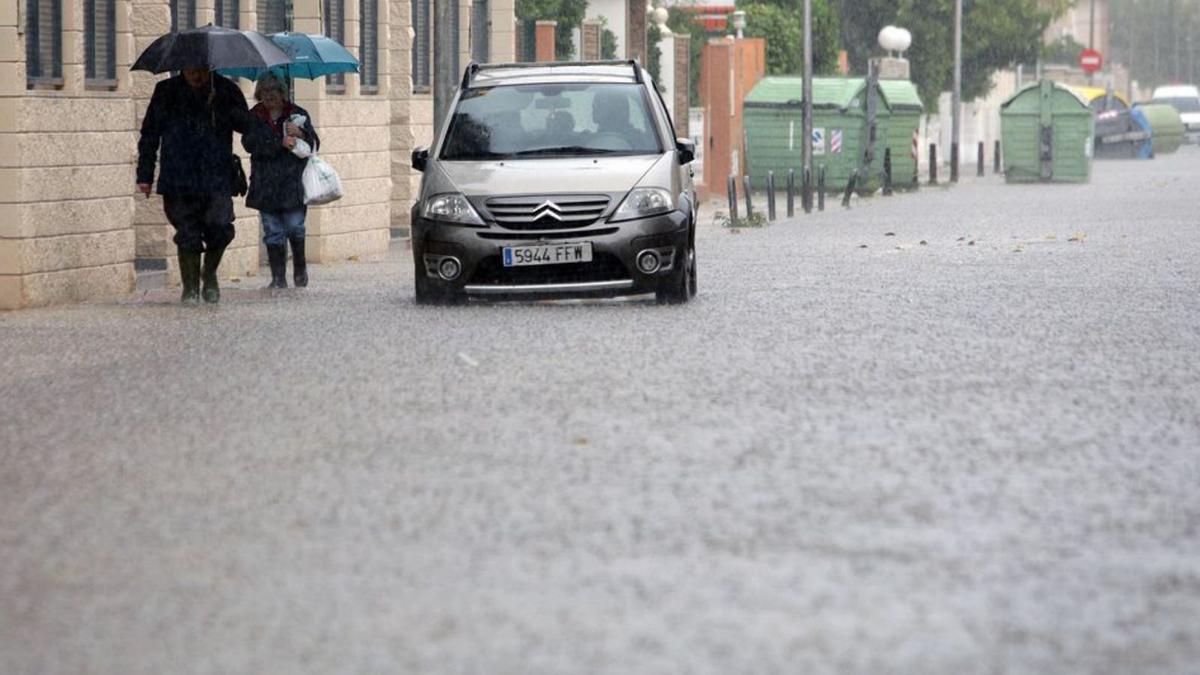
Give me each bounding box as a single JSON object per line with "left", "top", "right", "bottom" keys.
{"left": 502, "top": 242, "right": 593, "bottom": 267}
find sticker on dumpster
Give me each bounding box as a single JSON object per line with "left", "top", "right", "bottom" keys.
{"left": 813, "top": 128, "right": 825, "bottom": 156}
{"left": 830, "top": 129, "right": 843, "bottom": 154}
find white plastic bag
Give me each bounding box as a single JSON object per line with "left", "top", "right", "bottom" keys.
{"left": 286, "top": 114, "right": 312, "bottom": 158}
{"left": 290, "top": 138, "right": 312, "bottom": 159}
{"left": 302, "top": 155, "right": 343, "bottom": 205}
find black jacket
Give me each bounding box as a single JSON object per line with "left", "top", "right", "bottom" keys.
{"left": 136, "top": 74, "right": 259, "bottom": 196}
{"left": 242, "top": 103, "right": 320, "bottom": 212}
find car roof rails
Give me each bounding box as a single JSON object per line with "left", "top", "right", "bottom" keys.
{"left": 461, "top": 59, "right": 644, "bottom": 89}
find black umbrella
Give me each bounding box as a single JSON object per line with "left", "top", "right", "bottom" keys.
{"left": 132, "top": 24, "right": 290, "bottom": 74}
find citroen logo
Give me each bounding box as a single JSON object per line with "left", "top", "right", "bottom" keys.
{"left": 532, "top": 200, "right": 564, "bottom": 221}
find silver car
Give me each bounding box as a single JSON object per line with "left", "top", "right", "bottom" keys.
{"left": 410, "top": 60, "right": 698, "bottom": 304}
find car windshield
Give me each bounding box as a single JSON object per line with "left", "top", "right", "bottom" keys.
{"left": 440, "top": 83, "right": 663, "bottom": 160}
{"left": 1153, "top": 96, "right": 1200, "bottom": 113}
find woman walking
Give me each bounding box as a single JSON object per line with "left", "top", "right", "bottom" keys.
{"left": 243, "top": 73, "right": 320, "bottom": 288}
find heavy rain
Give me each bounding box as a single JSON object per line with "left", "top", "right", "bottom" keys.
{"left": 2, "top": 0, "right": 1199, "bottom": 672}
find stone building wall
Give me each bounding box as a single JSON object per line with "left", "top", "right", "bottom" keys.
{"left": 1, "top": 0, "right": 513, "bottom": 309}
{"left": 1, "top": 0, "right": 137, "bottom": 309}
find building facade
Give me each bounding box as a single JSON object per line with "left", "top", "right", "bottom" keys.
{"left": 0, "top": 0, "right": 513, "bottom": 309}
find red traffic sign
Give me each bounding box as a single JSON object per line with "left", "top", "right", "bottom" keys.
{"left": 1079, "top": 49, "right": 1103, "bottom": 74}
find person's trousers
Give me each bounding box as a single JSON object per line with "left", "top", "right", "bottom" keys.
{"left": 163, "top": 193, "right": 236, "bottom": 254}
{"left": 260, "top": 207, "right": 308, "bottom": 246}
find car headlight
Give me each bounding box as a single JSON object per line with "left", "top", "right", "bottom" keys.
{"left": 609, "top": 187, "right": 674, "bottom": 222}
{"left": 423, "top": 193, "right": 485, "bottom": 226}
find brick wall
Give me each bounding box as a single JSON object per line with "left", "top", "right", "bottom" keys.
{"left": 673, "top": 33, "right": 689, "bottom": 138}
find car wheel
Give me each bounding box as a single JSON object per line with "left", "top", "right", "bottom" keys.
{"left": 656, "top": 239, "right": 695, "bottom": 305}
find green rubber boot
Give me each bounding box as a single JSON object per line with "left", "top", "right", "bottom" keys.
{"left": 202, "top": 246, "right": 225, "bottom": 304}
{"left": 178, "top": 250, "right": 202, "bottom": 305}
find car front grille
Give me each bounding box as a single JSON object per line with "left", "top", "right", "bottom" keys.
{"left": 485, "top": 195, "right": 610, "bottom": 230}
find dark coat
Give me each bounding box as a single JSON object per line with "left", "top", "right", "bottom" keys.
{"left": 242, "top": 103, "right": 320, "bottom": 212}
{"left": 136, "top": 74, "right": 259, "bottom": 196}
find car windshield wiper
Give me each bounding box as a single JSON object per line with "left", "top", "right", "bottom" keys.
{"left": 442, "top": 150, "right": 510, "bottom": 161}
{"left": 508, "top": 146, "right": 626, "bottom": 157}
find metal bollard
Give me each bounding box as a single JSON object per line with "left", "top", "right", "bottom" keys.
{"left": 842, "top": 173, "right": 857, "bottom": 208}
{"left": 994, "top": 140, "right": 1002, "bottom": 174}
{"left": 977, "top": 141, "right": 985, "bottom": 177}
{"left": 802, "top": 167, "right": 813, "bottom": 214}
{"left": 743, "top": 175, "right": 754, "bottom": 219}
{"left": 727, "top": 174, "right": 738, "bottom": 225}
{"left": 950, "top": 142, "right": 959, "bottom": 183}
{"left": 883, "top": 147, "right": 894, "bottom": 196}
{"left": 766, "top": 171, "right": 776, "bottom": 221}
{"left": 786, "top": 169, "right": 795, "bottom": 218}
{"left": 929, "top": 143, "right": 938, "bottom": 185}
{"left": 817, "top": 166, "right": 826, "bottom": 211}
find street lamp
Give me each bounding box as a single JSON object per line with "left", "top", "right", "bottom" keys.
{"left": 951, "top": 0, "right": 962, "bottom": 183}
{"left": 731, "top": 11, "right": 746, "bottom": 40}
{"left": 802, "top": 0, "right": 812, "bottom": 212}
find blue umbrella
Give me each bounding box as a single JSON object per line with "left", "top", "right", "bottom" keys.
{"left": 216, "top": 32, "right": 359, "bottom": 81}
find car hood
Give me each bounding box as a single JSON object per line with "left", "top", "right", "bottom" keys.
{"left": 433, "top": 155, "right": 661, "bottom": 196}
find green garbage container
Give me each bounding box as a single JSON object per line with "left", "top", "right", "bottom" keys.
{"left": 1000, "top": 79, "right": 1094, "bottom": 183}
{"left": 743, "top": 76, "right": 889, "bottom": 193}
{"left": 878, "top": 80, "right": 924, "bottom": 188}
{"left": 1137, "top": 103, "right": 1185, "bottom": 155}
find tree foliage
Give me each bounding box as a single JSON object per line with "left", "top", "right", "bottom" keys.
{"left": 515, "top": 0, "right": 587, "bottom": 60}
{"left": 740, "top": 0, "right": 841, "bottom": 75}
{"left": 833, "top": 0, "right": 1067, "bottom": 108}
{"left": 1109, "top": 0, "right": 1200, "bottom": 90}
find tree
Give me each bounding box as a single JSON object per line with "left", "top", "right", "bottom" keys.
{"left": 516, "top": 0, "right": 588, "bottom": 60}
{"left": 1109, "top": 0, "right": 1200, "bottom": 90}
{"left": 833, "top": 0, "right": 1069, "bottom": 109}
{"left": 1042, "top": 36, "right": 1085, "bottom": 66}
{"left": 740, "top": 0, "right": 841, "bottom": 75}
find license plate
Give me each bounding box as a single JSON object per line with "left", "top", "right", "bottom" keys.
{"left": 502, "top": 242, "right": 593, "bottom": 267}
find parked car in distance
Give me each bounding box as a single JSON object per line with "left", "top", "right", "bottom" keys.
{"left": 1150, "top": 84, "right": 1200, "bottom": 143}
{"left": 410, "top": 60, "right": 698, "bottom": 304}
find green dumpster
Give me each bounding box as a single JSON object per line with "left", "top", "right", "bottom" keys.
{"left": 743, "top": 76, "right": 890, "bottom": 193}
{"left": 1137, "top": 103, "right": 1185, "bottom": 155}
{"left": 1000, "top": 79, "right": 1094, "bottom": 183}
{"left": 878, "top": 80, "right": 924, "bottom": 188}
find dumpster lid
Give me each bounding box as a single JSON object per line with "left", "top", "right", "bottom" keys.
{"left": 744, "top": 76, "right": 869, "bottom": 111}
{"left": 1068, "top": 85, "right": 1130, "bottom": 110}
{"left": 1001, "top": 80, "right": 1090, "bottom": 110}
{"left": 877, "top": 80, "right": 924, "bottom": 111}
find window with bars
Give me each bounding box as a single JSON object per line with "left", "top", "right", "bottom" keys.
{"left": 360, "top": 0, "right": 378, "bottom": 93}
{"left": 85, "top": 0, "right": 117, "bottom": 87}
{"left": 170, "top": 0, "right": 197, "bottom": 31}
{"left": 25, "top": 0, "right": 63, "bottom": 86}
{"left": 257, "top": 0, "right": 291, "bottom": 33}
{"left": 411, "top": 0, "right": 430, "bottom": 92}
{"left": 215, "top": 0, "right": 240, "bottom": 28}
{"left": 323, "top": 0, "right": 345, "bottom": 91}
{"left": 471, "top": 0, "right": 489, "bottom": 64}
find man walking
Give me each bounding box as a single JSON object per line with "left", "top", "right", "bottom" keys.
{"left": 137, "top": 68, "right": 259, "bottom": 304}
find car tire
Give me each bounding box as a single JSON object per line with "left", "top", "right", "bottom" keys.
{"left": 656, "top": 237, "right": 696, "bottom": 305}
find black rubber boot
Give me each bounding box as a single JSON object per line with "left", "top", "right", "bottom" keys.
{"left": 266, "top": 244, "right": 288, "bottom": 289}
{"left": 289, "top": 236, "right": 308, "bottom": 288}
{"left": 201, "top": 246, "right": 225, "bottom": 304}
{"left": 178, "top": 250, "right": 202, "bottom": 305}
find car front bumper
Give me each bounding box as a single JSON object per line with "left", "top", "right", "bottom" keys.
{"left": 412, "top": 209, "right": 690, "bottom": 299}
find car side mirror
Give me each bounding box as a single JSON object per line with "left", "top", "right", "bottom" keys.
{"left": 675, "top": 138, "right": 695, "bottom": 165}
{"left": 412, "top": 146, "right": 429, "bottom": 172}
